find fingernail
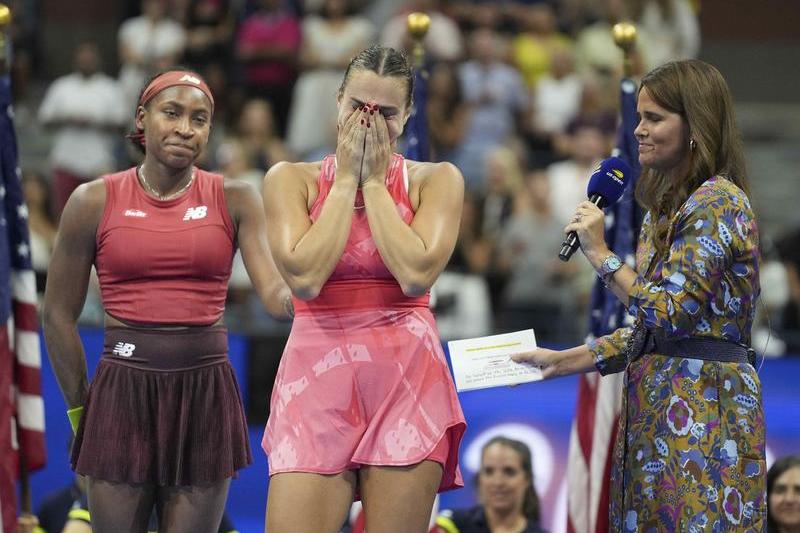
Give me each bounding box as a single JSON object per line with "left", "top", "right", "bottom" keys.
{"left": 360, "top": 119, "right": 364, "bottom": 125}
{"left": 367, "top": 122, "right": 371, "bottom": 128}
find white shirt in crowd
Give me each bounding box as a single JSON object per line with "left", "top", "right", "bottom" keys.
{"left": 37, "top": 72, "right": 128, "bottom": 178}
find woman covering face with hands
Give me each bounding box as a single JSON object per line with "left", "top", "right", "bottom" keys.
{"left": 261, "top": 45, "right": 466, "bottom": 533}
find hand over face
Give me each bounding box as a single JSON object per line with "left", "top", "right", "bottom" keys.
{"left": 360, "top": 103, "right": 392, "bottom": 187}
{"left": 335, "top": 104, "right": 367, "bottom": 185}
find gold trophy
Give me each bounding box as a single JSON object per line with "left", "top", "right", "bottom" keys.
{"left": 0, "top": 4, "right": 11, "bottom": 72}
{"left": 612, "top": 22, "right": 638, "bottom": 77}
{"left": 406, "top": 12, "right": 430, "bottom": 68}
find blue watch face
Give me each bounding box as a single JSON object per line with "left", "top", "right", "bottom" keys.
{"left": 605, "top": 255, "right": 623, "bottom": 271}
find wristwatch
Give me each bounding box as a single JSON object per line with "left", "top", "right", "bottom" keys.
{"left": 598, "top": 253, "right": 623, "bottom": 285}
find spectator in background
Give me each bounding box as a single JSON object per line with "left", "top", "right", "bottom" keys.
{"left": 381, "top": 0, "right": 464, "bottom": 62}
{"left": 447, "top": 0, "right": 504, "bottom": 34}
{"left": 574, "top": 0, "right": 653, "bottom": 77}
{"left": 510, "top": 3, "right": 572, "bottom": 90}
{"left": 497, "top": 170, "right": 584, "bottom": 343}
{"left": 768, "top": 455, "right": 800, "bottom": 533}
{"left": 21, "top": 173, "right": 56, "bottom": 298}
{"left": 776, "top": 227, "right": 800, "bottom": 353}
{"left": 217, "top": 98, "right": 293, "bottom": 175}
{"left": 478, "top": 146, "right": 524, "bottom": 316}
{"left": 480, "top": 146, "right": 521, "bottom": 240}
{"left": 550, "top": 75, "right": 617, "bottom": 158}
{"left": 626, "top": 0, "right": 700, "bottom": 68}
{"left": 182, "top": 0, "right": 234, "bottom": 69}
{"left": 435, "top": 437, "right": 547, "bottom": 533}
{"left": 426, "top": 62, "right": 471, "bottom": 164}
{"left": 118, "top": 0, "right": 187, "bottom": 107}
{"left": 547, "top": 120, "right": 609, "bottom": 227}
{"left": 526, "top": 46, "right": 583, "bottom": 167}
{"left": 38, "top": 42, "right": 127, "bottom": 220}
{"left": 286, "top": 0, "right": 374, "bottom": 160}
{"left": 447, "top": 192, "right": 491, "bottom": 277}
{"left": 236, "top": 0, "right": 302, "bottom": 136}
{"left": 456, "top": 28, "right": 528, "bottom": 189}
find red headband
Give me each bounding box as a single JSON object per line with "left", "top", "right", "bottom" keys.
{"left": 128, "top": 70, "right": 215, "bottom": 148}
{"left": 140, "top": 70, "right": 215, "bottom": 111}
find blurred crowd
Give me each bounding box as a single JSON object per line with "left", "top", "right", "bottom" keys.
{"left": 5, "top": 0, "right": 800, "bottom": 353}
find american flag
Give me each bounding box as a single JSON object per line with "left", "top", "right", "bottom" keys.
{"left": 566, "top": 77, "right": 642, "bottom": 533}
{"left": 0, "top": 71, "right": 46, "bottom": 533}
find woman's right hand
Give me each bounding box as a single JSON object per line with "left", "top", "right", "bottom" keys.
{"left": 335, "top": 104, "right": 367, "bottom": 187}
{"left": 511, "top": 347, "right": 562, "bottom": 379}
{"left": 511, "top": 344, "right": 595, "bottom": 378}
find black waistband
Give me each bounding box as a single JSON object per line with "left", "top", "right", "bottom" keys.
{"left": 647, "top": 334, "right": 756, "bottom": 366}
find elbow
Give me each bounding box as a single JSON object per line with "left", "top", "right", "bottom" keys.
{"left": 41, "top": 301, "right": 60, "bottom": 334}
{"left": 284, "top": 275, "right": 323, "bottom": 301}
{"left": 399, "top": 273, "right": 435, "bottom": 298}
{"left": 400, "top": 283, "right": 429, "bottom": 297}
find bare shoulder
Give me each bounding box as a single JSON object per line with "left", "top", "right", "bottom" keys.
{"left": 406, "top": 160, "right": 464, "bottom": 188}
{"left": 55, "top": 177, "right": 107, "bottom": 244}
{"left": 263, "top": 161, "right": 324, "bottom": 211}
{"left": 264, "top": 160, "right": 322, "bottom": 190}
{"left": 64, "top": 178, "right": 107, "bottom": 224}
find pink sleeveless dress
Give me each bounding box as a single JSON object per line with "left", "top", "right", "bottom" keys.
{"left": 262, "top": 154, "right": 465, "bottom": 493}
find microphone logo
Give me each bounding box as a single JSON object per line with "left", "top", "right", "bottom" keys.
{"left": 607, "top": 168, "right": 625, "bottom": 186}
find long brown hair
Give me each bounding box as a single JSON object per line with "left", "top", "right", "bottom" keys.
{"left": 478, "top": 436, "right": 541, "bottom": 524}
{"left": 635, "top": 59, "right": 748, "bottom": 258}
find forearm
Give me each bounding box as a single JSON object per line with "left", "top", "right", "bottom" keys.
{"left": 362, "top": 182, "right": 436, "bottom": 295}
{"left": 549, "top": 344, "right": 596, "bottom": 377}
{"left": 585, "top": 246, "right": 637, "bottom": 306}
{"left": 255, "top": 277, "right": 293, "bottom": 320}
{"left": 280, "top": 181, "right": 357, "bottom": 297}
{"left": 43, "top": 315, "right": 89, "bottom": 408}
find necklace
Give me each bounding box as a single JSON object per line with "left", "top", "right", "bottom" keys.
{"left": 138, "top": 166, "right": 195, "bottom": 200}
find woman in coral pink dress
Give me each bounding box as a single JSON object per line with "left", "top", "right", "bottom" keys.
{"left": 262, "top": 45, "right": 466, "bottom": 533}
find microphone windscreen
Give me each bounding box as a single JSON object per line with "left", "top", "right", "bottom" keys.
{"left": 586, "top": 156, "right": 631, "bottom": 204}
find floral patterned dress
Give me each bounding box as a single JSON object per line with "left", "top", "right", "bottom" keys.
{"left": 589, "top": 176, "right": 766, "bottom": 532}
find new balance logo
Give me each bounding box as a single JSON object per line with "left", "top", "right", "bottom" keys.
{"left": 124, "top": 209, "right": 147, "bottom": 218}
{"left": 180, "top": 74, "right": 201, "bottom": 85}
{"left": 183, "top": 206, "right": 208, "bottom": 221}
{"left": 112, "top": 342, "right": 136, "bottom": 357}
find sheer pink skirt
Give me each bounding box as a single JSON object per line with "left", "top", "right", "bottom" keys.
{"left": 262, "top": 282, "right": 465, "bottom": 494}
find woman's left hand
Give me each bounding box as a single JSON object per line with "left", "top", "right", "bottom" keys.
{"left": 565, "top": 201, "right": 609, "bottom": 266}
{"left": 360, "top": 104, "right": 392, "bottom": 187}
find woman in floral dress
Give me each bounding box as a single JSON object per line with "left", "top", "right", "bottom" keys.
{"left": 514, "top": 59, "right": 765, "bottom": 531}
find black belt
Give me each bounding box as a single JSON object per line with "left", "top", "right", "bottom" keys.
{"left": 647, "top": 334, "right": 756, "bottom": 366}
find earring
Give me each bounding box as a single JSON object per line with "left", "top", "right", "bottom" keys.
{"left": 689, "top": 139, "right": 697, "bottom": 150}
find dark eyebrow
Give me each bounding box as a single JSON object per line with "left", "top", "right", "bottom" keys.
{"left": 160, "top": 100, "right": 210, "bottom": 116}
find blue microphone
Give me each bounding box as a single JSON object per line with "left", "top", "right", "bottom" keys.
{"left": 558, "top": 156, "right": 631, "bottom": 261}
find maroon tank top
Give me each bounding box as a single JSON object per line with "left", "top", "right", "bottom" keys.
{"left": 95, "top": 167, "right": 235, "bottom": 325}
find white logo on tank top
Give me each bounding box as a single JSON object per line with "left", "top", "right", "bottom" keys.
{"left": 112, "top": 342, "right": 136, "bottom": 357}
{"left": 124, "top": 209, "right": 147, "bottom": 218}
{"left": 183, "top": 206, "right": 208, "bottom": 221}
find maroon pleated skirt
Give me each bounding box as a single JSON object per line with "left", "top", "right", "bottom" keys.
{"left": 71, "top": 326, "right": 252, "bottom": 486}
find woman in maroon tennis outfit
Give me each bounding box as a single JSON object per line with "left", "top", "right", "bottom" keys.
{"left": 43, "top": 70, "right": 290, "bottom": 533}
